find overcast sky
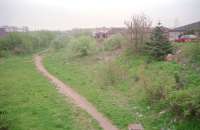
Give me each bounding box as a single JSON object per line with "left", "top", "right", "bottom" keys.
{"left": 0, "top": 0, "right": 199, "bottom": 30}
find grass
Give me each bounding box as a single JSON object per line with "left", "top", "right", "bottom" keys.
{"left": 0, "top": 55, "right": 102, "bottom": 130}
{"left": 43, "top": 48, "right": 199, "bottom": 130}
{"left": 1, "top": 33, "right": 199, "bottom": 130}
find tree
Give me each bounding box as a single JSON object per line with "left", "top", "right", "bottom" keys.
{"left": 145, "top": 23, "right": 173, "bottom": 60}
{"left": 125, "top": 14, "right": 152, "bottom": 52}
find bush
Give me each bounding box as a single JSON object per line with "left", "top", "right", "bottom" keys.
{"left": 139, "top": 60, "right": 200, "bottom": 119}
{"left": 176, "top": 42, "right": 200, "bottom": 73}
{"left": 136, "top": 62, "right": 177, "bottom": 104}
{"left": 0, "top": 31, "right": 58, "bottom": 57}
{"left": 0, "top": 110, "right": 9, "bottom": 130}
{"left": 142, "top": 77, "right": 173, "bottom": 104}
{"left": 103, "top": 34, "right": 125, "bottom": 51}
{"left": 0, "top": 32, "right": 24, "bottom": 53}
{"left": 31, "top": 31, "right": 56, "bottom": 49}
{"left": 188, "top": 43, "right": 200, "bottom": 64}
{"left": 51, "top": 35, "right": 70, "bottom": 50}
{"left": 167, "top": 43, "right": 200, "bottom": 119}
{"left": 0, "top": 50, "right": 11, "bottom": 57}
{"left": 68, "top": 35, "right": 96, "bottom": 57}
{"left": 168, "top": 87, "right": 200, "bottom": 118}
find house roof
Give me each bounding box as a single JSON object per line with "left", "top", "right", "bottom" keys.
{"left": 0, "top": 28, "right": 8, "bottom": 37}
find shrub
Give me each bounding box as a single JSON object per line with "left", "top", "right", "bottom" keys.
{"left": 51, "top": 35, "right": 70, "bottom": 50}
{"left": 68, "top": 35, "right": 96, "bottom": 57}
{"left": 136, "top": 63, "right": 176, "bottom": 104}
{"left": 142, "top": 78, "right": 173, "bottom": 104}
{"left": 0, "top": 31, "right": 58, "bottom": 57}
{"left": 0, "top": 110, "right": 9, "bottom": 130}
{"left": 174, "top": 71, "right": 187, "bottom": 90}
{"left": 187, "top": 43, "right": 200, "bottom": 71}
{"left": 0, "top": 50, "right": 11, "bottom": 57}
{"left": 103, "top": 34, "right": 125, "bottom": 51}
{"left": 168, "top": 87, "right": 200, "bottom": 118}
{"left": 0, "top": 32, "right": 23, "bottom": 52}
{"left": 31, "top": 31, "right": 56, "bottom": 49}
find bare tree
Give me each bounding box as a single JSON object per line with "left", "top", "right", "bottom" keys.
{"left": 125, "top": 14, "right": 152, "bottom": 52}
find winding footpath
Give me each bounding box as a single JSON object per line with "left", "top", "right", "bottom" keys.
{"left": 34, "top": 55, "right": 119, "bottom": 130}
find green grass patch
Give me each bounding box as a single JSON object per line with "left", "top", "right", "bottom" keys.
{"left": 0, "top": 56, "right": 101, "bottom": 130}
{"left": 44, "top": 44, "right": 200, "bottom": 130}
{"left": 44, "top": 48, "right": 200, "bottom": 130}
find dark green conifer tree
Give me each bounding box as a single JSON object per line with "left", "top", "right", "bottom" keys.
{"left": 145, "top": 22, "right": 173, "bottom": 60}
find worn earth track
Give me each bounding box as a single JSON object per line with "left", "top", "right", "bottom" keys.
{"left": 34, "top": 55, "right": 119, "bottom": 130}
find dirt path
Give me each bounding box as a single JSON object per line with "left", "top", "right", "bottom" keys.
{"left": 34, "top": 55, "right": 119, "bottom": 130}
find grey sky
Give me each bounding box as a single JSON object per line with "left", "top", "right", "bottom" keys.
{"left": 0, "top": 0, "right": 199, "bottom": 30}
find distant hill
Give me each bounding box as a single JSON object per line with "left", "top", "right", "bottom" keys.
{"left": 174, "top": 21, "right": 200, "bottom": 31}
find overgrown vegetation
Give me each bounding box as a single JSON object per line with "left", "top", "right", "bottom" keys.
{"left": 97, "top": 61, "right": 128, "bottom": 86}
{"left": 176, "top": 42, "right": 200, "bottom": 72}
{"left": 1, "top": 25, "right": 199, "bottom": 130}
{"left": 44, "top": 32, "right": 200, "bottom": 130}
{"left": 50, "top": 33, "right": 70, "bottom": 50}
{"left": 167, "top": 42, "right": 200, "bottom": 119}
{"left": 0, "top": 31, "right": 57, "bottom": 57}
{"left": 68, "top": 35, "right": 96, "bottom": 56}
{"left": 102, "top": 34, "right": 126, "bottom": 51}
{"left": 0, "top": 110, "right": 9, "bottom": 130}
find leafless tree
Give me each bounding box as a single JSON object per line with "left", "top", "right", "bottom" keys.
{"left": 125, "top": 14, "right": 152, "bottom": 52}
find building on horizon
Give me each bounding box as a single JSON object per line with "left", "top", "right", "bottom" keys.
{"left": 0, "top": 26, "right": 29, "bottom": 37}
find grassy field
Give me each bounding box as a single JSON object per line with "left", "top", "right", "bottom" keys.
{"left": 0, "top": 55, "right": 101, "bottom": 130}
{"left": 44, "top": 46, "right": 200, "bottom": 130}
{"left": 1, "top": 32, "right": 199, "bottom": 130}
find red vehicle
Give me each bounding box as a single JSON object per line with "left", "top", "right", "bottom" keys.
{"left": 175, "top": 35, "right": 197, "bottom": 42}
